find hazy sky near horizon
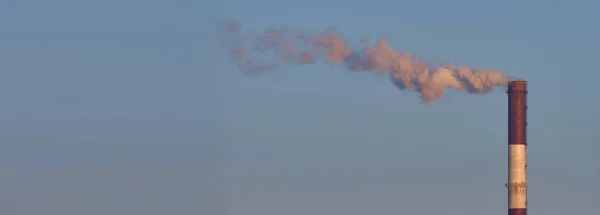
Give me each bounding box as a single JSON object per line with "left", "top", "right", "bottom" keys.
{"left": 1, "top": 0, "right": 599, "bottom": 214}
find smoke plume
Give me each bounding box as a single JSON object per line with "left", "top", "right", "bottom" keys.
{"left": 215, "top": 19, "right": 517, "bottom": 104}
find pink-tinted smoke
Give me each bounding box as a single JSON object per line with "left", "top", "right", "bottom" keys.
{"left": 215, "top": 20, "right": 518, "bottom": 104}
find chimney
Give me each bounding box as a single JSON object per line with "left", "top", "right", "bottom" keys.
{"left": 506, "top": 80, "right": 528, "bottom": 215}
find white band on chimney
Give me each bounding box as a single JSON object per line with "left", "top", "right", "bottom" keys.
{"left": 508, "top": 144, "right": 528, "bottom": 209}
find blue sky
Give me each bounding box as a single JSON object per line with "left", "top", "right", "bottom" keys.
{"left": 1, "top": 0, "right": 599, "bottom": 214}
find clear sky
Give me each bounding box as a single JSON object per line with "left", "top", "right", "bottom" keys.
{"left": 1, "top": 0, "right": 599, "bottom": 214}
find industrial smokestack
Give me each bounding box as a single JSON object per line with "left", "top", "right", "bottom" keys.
{"left": 506, "top": 80, "right": 528, "bottom": 215}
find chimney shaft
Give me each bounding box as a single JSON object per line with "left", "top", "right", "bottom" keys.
{"left": 507, "top": 81, "right": 528, "bottom": 215}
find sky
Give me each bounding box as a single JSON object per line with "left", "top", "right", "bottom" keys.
{"left": 1, "top": 0, "right": 599, "bottom": 214}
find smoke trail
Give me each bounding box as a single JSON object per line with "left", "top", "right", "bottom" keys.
{"left": 215, "top": 19, "right": 518, "bottom": 104}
